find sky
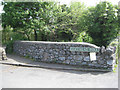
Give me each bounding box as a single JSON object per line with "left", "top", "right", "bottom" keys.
{"left": 0, "top": 0, "right": 119, "bottom": 13}
{"left": 59, "top": 0, "right": 119, "bottom": 7}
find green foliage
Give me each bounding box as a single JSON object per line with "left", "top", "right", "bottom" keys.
{"left": 2, "top": 2, "right": 58, "bottom": 41}
{"left": 79, "top": 1, "right": 118, "bottom": 47}
{"left": 109, "top": 39, "right": 119, "bottom": 64}
{"left": 75, "top": 31, "right": 93, "bottom": 43}
{"left": 116, "top": 40, "right": 120, "bottom": 64}
{"left": 5, "top": 40, "right": 14, "bottom": 53}
{"left": 1, "top": 1, "right": 86, "bottom": 43}
{"left": 2, "top": 26, "right": 28, "bottom": 53}
{"left": 1, "top": 1, "right": 119, "bottom": 54}
{"left": 113, "top": 64, "right": 118, "bottom": 72}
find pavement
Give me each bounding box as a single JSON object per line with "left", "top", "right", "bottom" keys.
{"left": 0, "top": 54, "right": 114, "bottom": 72}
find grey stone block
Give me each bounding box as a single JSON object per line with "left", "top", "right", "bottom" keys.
{"left": 84, "top": 56, "right": 90, "bottom": 61}
{"left": 94, "top": 64, "right": 101, "bottom": 68}
{"left": 81, "top": 62, "right": 87, "bottom": 65}
{"left": 74, "top": 55, "right": 83, "bottom": 61}
{"left": 67, "top": 56, "right": 73, "bottom": 60}
{"left": 88, "top": 63, "right": 94, "bottom": 67}
{"left": 70, "top": 62, "right": 76, "bottom": 65}
{"left": 107, "top": 60, "right": 114, "bottom": 65}
{"left": 76, "top": 60, "right": 82, "bottom": 65}
{"left": 98, "top": 60, "right": 105, "bottom": 65}
{"left": 65, "top": 60, "right": 70, "bottom": 64}
{"left": 59, "top": 57, "right": 65, "bottom": 61}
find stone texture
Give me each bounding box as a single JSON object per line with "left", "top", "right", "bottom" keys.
{"left": 67, "top": 56, "right": 73, "bottom": 60}
{"left": 98, "top": 59, "right": 105, "bottom": 65}
{"left": 76, "top": 60, "right": 82, "bottom": 65}
{"left": 88, "top": 63, "right": 94, "bottom": 67}
{"left": 107, "top": 60, "right": 114, "bottom": 65}
{"left": 59, "top": 57, "right": 65, "bottom": 61}
{"left": 81, "top": 62, "right": 87, "bottom": 65}
{"left": 13, "top": 41, "right": 117, "bottom": 70}
{"left": 84, "top": 56, "right": 90, "bottom": 61}
{"left": 94, "top": 64, "right": 101, "bottom": 68}
{"left": 100, "top": 46, "right": 106, "bottom": 53}
{"left": 65, "top": 60, "right": 70, "bottom": 64}
{"left": 0, "top": 47, "right": 7, "bottom": 60}
{"left": 70, "top": 62, "right": 76, "bottom": 65}
{"left": 74, "top": 55, "right": 83, "bottom": 61}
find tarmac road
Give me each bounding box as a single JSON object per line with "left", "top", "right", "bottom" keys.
{"left": 1, "top": 64, "right": 118, "bottom": 88}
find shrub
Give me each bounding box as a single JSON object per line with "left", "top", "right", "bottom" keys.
{"left": 75, "top": 31, "right": 93, "bottom": 43}
{"left": 5, "top": 41, "right": 14, "bottom": 53}
{"left": 82, "top": 2, "right": 118, "bottom": 47}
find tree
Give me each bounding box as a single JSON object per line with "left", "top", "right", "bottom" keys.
{"left": 2, "top": 2, "right": 58, "bottom": 41}
{"left": 80, "top": 1, "right": 118, "bottom": 47}
{"left": 52, "top": 2, "right": 86, "bottom": 41}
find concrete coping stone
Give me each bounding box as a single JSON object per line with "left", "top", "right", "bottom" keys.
{"left": 15, "top": 41, "right": 100, "bottom": 48}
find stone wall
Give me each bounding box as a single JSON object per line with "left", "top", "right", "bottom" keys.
{"left": 13, "top": 41, "right": 116, "bottom": 71}
{"left": 0, "top": 47, "right": 7, "bottom": 60}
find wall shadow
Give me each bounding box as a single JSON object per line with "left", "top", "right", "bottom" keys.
{"left": 6, "top": 54, "right": 113, "bottom": 76}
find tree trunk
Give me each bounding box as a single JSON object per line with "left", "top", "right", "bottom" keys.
{"left": 34, "top": 29, "right": 37, "bottom": 41}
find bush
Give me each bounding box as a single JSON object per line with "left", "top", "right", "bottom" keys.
{"left": 82, "top": 2, "right": 118, "bottom": 47}
{"left": 2, "top": 28, "right": 28, "bottom": 53}
{"left": 75, "top": 31, "right": 93, "bottom": 43}
{"left": 5, "top": 41, "right": 14, "bottom": 53}
{"left": 109, "top": 38, "right": 119, "bottom": 64}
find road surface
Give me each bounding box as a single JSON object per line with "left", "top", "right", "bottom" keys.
{"left": 1, "top": 64, "right": 118, "bottom": 88}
